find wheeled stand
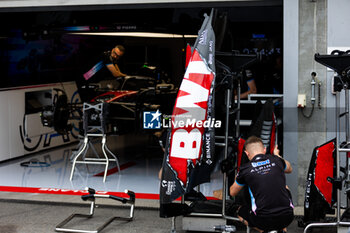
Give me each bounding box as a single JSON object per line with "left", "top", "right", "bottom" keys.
{"left": 55, "top": 187, "right": 135, "bottom": 233}
{"left": 70, "top": 102, "right": 120, "bottom": 182}
{"left": 304, "top": 51, "right": 350, "bottom": 232}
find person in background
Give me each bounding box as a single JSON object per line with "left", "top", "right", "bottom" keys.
{"left": 83, "top": 45, "right": 127, "bottom": 82}
{"left": 237, "top": 69, "right": 257, "bottom": 99}
{"left": 271, "top": 54, "right": 283, "bottom": 94}
{"left": 105, "top": 45, "right": 127, "bottom": 78}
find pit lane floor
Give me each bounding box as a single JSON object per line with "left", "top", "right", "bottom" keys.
{"left": 0, "top": 197, "right": 335, "bottom": 233}
{"left": 0, "top": 135, "right": 337, "bottom": 232}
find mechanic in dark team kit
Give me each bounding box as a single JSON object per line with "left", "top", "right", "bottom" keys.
{"left": 230, "top": 136, "right": 294, "bottom": 233}
{"left": 238, "top": 69, "right": 257, "bottom": 99}
{"left": 83, "top": 45, "right": 127, "bottom": 81}
{"left": 103, "top": 45, "right": 127, "bottom": 78}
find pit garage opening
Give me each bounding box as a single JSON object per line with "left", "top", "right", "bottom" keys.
{"left": 0, "top": 1, "right": 283, "bottom": 201}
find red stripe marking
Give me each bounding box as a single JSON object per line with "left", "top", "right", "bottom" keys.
{"left": 0, "top": 186, "right": 158, "bottom": 199}
{"left": 94, "top": 161, "right": 136, "bottom": 177}
{"left": 0, "top": 186, "right": 218, "bottom": 200}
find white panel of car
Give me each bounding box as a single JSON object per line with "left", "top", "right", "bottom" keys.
{"left": 0, "top": 81, "right": 79, "bottom": 161}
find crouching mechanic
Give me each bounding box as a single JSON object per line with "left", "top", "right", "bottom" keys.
{"left": 230, "top": 136, "right": 294, "bottom": 232}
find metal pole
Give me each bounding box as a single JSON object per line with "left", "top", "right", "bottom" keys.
{"left": 222, "top": 87, "right": 231, "bottom": 217}
{"left": 346, "top": 89, "right": 349, "bottom": 143}
{"left": 346, "top": 88, "right": 350, "bottom": 208}
{"left": 336, "top": 92, "right": 341, "bottom": 223}
{"left": 101, "top": 135, "right": 109, "bottom": 183}
{"left": 236, "top": 80, "right": 241, "bottom": 139}
{"left": 70, "top": 137, "right": 88, "bottom": 181}
{"left": 171, "top": 216, "right": 176, "bottom": 233}
{"left": 220, "top": 80, "right": 242, "bottom": 224}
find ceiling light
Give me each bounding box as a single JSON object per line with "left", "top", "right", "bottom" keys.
{"left": 67, "top": 32, "right": 197, "bottom": 38}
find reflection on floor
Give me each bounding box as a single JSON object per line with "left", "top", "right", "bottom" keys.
{"left": 0, "top": 134, "right": 223, "bottom": 200}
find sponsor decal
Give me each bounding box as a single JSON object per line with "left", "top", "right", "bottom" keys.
{"left": 252, "top": 159, "right": 270, "bottom": 168}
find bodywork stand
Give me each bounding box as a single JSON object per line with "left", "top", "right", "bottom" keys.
{"left": 70, "top": 133, "right": 120, "bottom": 182}
{"left": 180, "top": 52, "right": 257, "bottom": 233}
{"left": 55, "top": 188, "right": 135, "bottom": 233}
{"left": 304, "top": 51, "right": 350, "bottom": 232}
{"left": 70, "top": 102, "right": 120, "bottom": 182}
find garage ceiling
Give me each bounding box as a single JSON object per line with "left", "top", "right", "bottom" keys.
{"left": 0, "top": 0, "right": 282, "bottom": 11}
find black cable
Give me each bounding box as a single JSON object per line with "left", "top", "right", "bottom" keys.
{"left": 301, "top": 104, "right": 315, "bottom": 118}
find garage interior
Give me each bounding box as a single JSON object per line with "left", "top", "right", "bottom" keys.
{"left": 0, "top": 1, "right": 283, "bottom": 200}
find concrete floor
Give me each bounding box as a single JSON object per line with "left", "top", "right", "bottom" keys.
{"left": 0, "top": 199, "right": 169, "bottom": 233}
{"left": 0, "top": 195, "right": 339, "bottom": 233}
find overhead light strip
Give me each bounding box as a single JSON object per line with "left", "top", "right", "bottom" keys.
{"left": 67, "top": 32, "right": 197, "bottom": 38}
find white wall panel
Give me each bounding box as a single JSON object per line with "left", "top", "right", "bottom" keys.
{"left": 0, "top": 92, "right": 10, "bottom": 161}
{"left": 8, "top": 89, "right": 26, "bottom": 159}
